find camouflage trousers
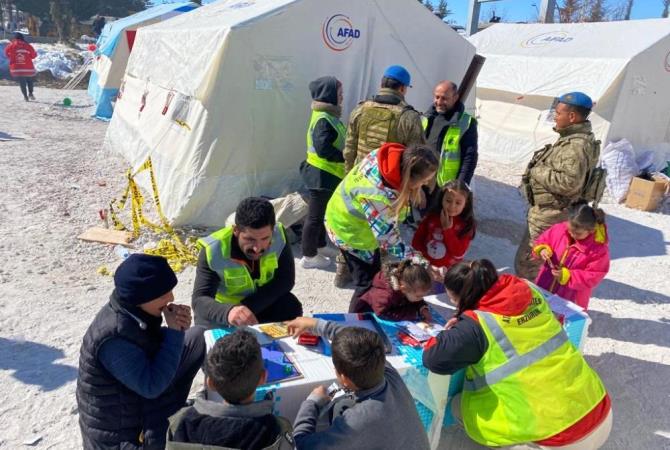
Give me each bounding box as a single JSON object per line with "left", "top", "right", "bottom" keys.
{"left": 514, "top": 205, "right": 568, "bottom": 280}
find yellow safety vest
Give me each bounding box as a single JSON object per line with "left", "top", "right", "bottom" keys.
{"left": 421, "top": 113, "right": 472, "bottom": 187}
{"left": 197, "top": 224, "right": 286, "bottom": 305}
{"left": 325, "top": 150, "right": 408, "bottom": 251}
{"left": 461, "top": 283, "right": 606, "bottom": 446}
{"left": 306, "top": 110, "right": 346, "bottom": 179}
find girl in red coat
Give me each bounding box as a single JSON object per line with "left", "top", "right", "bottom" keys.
{"left": 533, "top": 201, "right": 610, "bottom": 310}
{"left": 412, "top": 180, "right": 476, "bottom": 270}
{"left": 354, "top": 260, "right": 433, "bottom": 322}
{"left": 4, "top": 32, "right": 37, "bottom": 101}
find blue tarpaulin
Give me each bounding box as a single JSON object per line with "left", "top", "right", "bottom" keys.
{"left": 88, "top": 2, "right": 198, "bottom": 120}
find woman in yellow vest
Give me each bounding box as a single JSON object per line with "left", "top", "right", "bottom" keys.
{"left": 299, "top": 76, "right": 346, "bottom": 270}
{"left": 423, "top": 259, "right": 612, "bottom": 449}
{"left": 325, "top": 143, "right": 438, "bottom": 311}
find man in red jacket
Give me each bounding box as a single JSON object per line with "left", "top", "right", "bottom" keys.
{"left": 4, "top": 32, "right": 37, "bottom": 101}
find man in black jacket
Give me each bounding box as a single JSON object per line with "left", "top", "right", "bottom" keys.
{"left": 422, "top": 80, "right": 478, "bottom": 186}
{"left": 77, "top": 254, "right": 205, "bottom": 450}
{"left": 192, "top": 197, "right": 303, "bottom": 328}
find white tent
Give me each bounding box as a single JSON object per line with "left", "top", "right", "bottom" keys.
{"left": 468, "top": 19, "right": 670, "bottom": 165}
{"left": 104, "top": 0, "right": 475, "bottom": 227}
{"left": 88, "top": 2, "right": 198, "bottom": 119}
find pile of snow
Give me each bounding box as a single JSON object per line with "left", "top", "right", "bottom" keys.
{"left": 0, "top": 41, "right": 92, "bottom": 80}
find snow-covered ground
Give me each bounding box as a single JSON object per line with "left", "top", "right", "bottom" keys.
{"left": 0, "top": 86, "right": 669, "bottom": 449}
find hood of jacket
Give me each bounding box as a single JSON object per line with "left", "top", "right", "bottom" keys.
{"left": 170, "top": 399, "right": 280, "bottom": 449}
{"left": 376, "top": 142, "right": 406, "bottom": 190}
{"left": 473, "top": 275, "right": 533, "bottom": 317}
{"left": 309, "top": 76, "right": 339, "bottom": 106}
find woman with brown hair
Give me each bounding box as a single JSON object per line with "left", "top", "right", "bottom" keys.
{"left": 325, "top": 143, "right": 438, "bottom": 311}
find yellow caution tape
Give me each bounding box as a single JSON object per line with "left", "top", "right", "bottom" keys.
{"left": 108, "top": 157, "right": 198, "bottom": 272}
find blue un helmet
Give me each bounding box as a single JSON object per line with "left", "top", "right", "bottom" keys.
{"left": 557, "top": 92, "right": 593, "bottom": 110}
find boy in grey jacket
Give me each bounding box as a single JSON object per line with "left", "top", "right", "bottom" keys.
{"left": 286, "top": 317, "right": 430, "bottom": 450}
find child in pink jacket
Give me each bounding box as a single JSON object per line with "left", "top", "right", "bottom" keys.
{"left": 533, "top": 201, "right": 610, "bottom": 310}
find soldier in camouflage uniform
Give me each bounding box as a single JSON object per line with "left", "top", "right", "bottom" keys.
{"left": 334, "top": 65, "right": 425, "bottom": 287}
{"left": 343, "top": 65, "right": 425, "bottom": 173}
{"left": 515, "top": 92, "right": 601, "bottom": 280}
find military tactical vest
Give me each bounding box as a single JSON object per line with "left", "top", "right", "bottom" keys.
{"left": 355, "top": 100, "right": 411, "bottom": 162}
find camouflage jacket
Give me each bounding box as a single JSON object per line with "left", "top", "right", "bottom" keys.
{"left": 523, "top": 121, "right": 600, "bottom": 209}
{"left": 343, "top": 88, "right": 424, "bottom": 173}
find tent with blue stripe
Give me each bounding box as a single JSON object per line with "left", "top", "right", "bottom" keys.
{"left": 88, "top": 2, "right": 199, "bottom": 120}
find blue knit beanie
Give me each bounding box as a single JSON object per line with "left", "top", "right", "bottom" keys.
{"left": 114, "top": 254, "right": 177, "bottom": 306}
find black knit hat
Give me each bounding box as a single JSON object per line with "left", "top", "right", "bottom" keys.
{"left": 114, "top": 254, "right": 177, "bottom": 306}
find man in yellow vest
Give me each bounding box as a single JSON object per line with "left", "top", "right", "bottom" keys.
{"left": 422, "top": 80, "right": 478, "bottom": 188}
{"left": 192, "top": 197, "right": 303, "bottom": 328}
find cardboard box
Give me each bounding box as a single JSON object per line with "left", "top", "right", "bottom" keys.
{"left": 625, "top": 177, "right": 668, "bottom": 211}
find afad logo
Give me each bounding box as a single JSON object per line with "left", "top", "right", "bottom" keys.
{"left": 322, "top": 14, "right": 361, "bottom": 52}
{"left": 521, "top": 31, "right": 573, "bottom": 48}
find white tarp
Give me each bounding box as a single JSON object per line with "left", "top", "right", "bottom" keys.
{"left": 104, "top": 0, "right": 476, "bottom": 227}
{"left": 468, "top": 19, "right": 670, "bottom": 165}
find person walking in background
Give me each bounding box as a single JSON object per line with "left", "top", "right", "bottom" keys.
{"left": 533, "top": 201, "right": 610, "bottom": 310}
{"left": 4, "top": 32, "right": 37, "bottom": 101}
{"left": 325, "top": 143, "right": 437, "bottom": 311}
{"left": 299, "top": 76, "right": 346, "bottom": 270}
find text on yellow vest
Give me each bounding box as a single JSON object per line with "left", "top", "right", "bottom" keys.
{"left": 460, "top": 282, "right": 606, "bottom": 446}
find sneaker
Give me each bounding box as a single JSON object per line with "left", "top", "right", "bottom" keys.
{"left": 300, "top": 254, "right": 331, "bottom": 269}
{"left": 29, "top": 94, "right": 35, "bottom": 100}
{"left": 23, "top": 96, "right": 29, "bottom": 102}
{"left": 317, "top": 246, "right": 339, "bottom": 258}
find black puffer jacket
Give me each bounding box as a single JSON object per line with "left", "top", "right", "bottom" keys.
{"left": 300, "top": 76, "right": 345, "bottom": 192}
{"left": 76, "top": 294, "right": 165, "bottom": 449}
{"left": 167, "top": 399, "right": 289, "bottom": 450}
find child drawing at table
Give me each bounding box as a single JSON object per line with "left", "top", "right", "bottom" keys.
{"left": 533, "top": 201, "right": 610, "bottom": 310}
{"left": 166, "top": 329, "right": 294, "bottom": 449}
{"left": 287, "top": 317, "right": 430, "bottom": 450}
{"left": 353, "top": 260, "right": 433, "bottom": 322}
{"left": 412, "top": 179, "right": 476, "bottom": 270}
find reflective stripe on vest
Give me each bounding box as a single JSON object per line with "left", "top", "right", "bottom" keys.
{"left": 306, "top": 110, "right": 346, "bottom": 179}
{"left": 325, "top": 151, "right": 407, "bottom": 251}
{"left": 460, "top": 283, "right": 606, "bottom": 446}
{"left": 421, "top": 113, "right": 472, "bottom": 186}
{"left": 197, "top": 224, "right": 286, "bottom": 304}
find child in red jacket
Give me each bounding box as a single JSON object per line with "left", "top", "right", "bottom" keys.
{"left": 412, "top": 180, "right": 476, "bottom": 269}
{"left": 533, "top": 201, "right": 610, "bottom": 310}
{"left": 354, "top": 260, "right": 433, "bottom": 322}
